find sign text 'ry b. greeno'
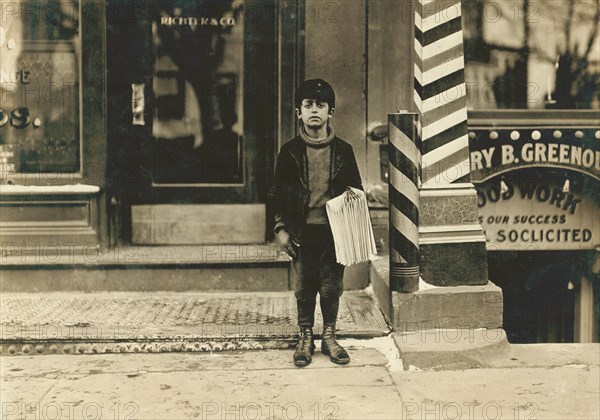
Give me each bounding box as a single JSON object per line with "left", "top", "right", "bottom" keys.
{"left": 469, "top": 129, "right": 600, "bottom": 182}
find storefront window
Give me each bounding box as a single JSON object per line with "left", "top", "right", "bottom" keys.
{"left": 152, "top": 0, "right": 244, "bottom": 185}
{"left": 463, "top": 0, "right": 600, "bottom": 110}
{"left": 0, "top": 0, "right": 81, "bottom": 175}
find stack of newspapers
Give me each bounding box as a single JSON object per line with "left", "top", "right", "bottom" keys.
{"left": 326, "top": 187, "right": 378, "bottom": 266}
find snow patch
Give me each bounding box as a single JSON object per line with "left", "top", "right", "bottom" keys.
{"left": 0, "top": 184, "right": 100, "bottom": 194}
{"left": 336, "top": 336, "right": 404, "bottom": 372}
{"left": 418, "top": 276, "right": 439, "bottom": 290}
{"left": 564, "top": 364, "right": 592, "bottom": 369}
{"left": 363, "top": 284, "right": 375, "bottom": 298}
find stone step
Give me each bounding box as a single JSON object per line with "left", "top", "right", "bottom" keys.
{"left": 392, "top": 282, "right": 503, "bottom": 332}
{"left": 370, "top": 255, "right": 503, "bottom": 331}
{"left": 0, "top": 244, "right": 291, "bottom": 292}
{"left": 1, "top": 244, "right": 288, "bottom": 266}
{"left": 393, "top": 328, "right": 510, "bottom": 370}
{"left": 0, "top": 263, "right": 292, "bottom": 293}
{"left": 1, "top": 244, "right": 370, "bottom": 292}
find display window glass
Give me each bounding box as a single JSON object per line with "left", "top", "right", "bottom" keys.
{"left": 151, "top": 0, "right": 244, "bottom": 185}
{"left": 0, "top": 0, "right": 81, "bottom": 175}
{"left": 463, "top": 0, "right": 600, "bottom": 110}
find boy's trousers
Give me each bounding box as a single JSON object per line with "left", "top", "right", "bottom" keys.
{"left": 292, "top": 224, "right": 345, "bottom": 327}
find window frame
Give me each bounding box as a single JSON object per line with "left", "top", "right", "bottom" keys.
{"left": 468, "top": 110, "right": 600, "bottom": 128}
{"left": 0, "top": 0, "right": 106, "bottom": 188}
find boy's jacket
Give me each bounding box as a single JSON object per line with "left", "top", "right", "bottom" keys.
{"left": 268, "top": 136, "right": 363, "bottom": 240}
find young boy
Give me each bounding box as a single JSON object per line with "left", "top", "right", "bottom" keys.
{"left": 268, "top": 79, "right": 363, "bottom": 367}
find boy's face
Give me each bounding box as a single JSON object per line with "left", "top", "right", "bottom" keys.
{"left": 296, "top": 99, "right": 333, "bottom": 129}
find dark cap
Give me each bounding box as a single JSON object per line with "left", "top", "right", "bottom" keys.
{"left": 295, "top": 79, "right": 335, "bottom": 110}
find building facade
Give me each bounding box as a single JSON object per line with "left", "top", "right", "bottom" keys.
{"left": 1, "top": 0, "right": 598, "bottom": 342}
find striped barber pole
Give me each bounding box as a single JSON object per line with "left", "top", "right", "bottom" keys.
{"left": 388, "top": 112, "right": 420, "bottom": 292}
{"left": 414, "top": 0, "right": 470, "bottom": 185}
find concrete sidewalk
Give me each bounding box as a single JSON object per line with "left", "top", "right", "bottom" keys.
{"left": 2, "top": 338, "right": 598, "bottom": 419}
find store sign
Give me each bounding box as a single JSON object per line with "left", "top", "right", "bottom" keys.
{"left": 0, "top": 41, "right": 80, "bottom": 173}
{"left": 477, "top": 179, "right": 599, "bottom": 251}
{"left": 0, "top": 144, "right": 19, "bottom": 175}
{"left": 160, "top": 16, "right": 236, "bottom": 27}
{"left": 470, "top": 128, "right": 600, "bottom": 182}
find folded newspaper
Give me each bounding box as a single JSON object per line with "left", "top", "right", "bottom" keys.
{"left": 326, "top": 187, "right": 378, "bottom": 266}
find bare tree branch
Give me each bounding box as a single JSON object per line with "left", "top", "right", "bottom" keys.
{"left": 582, "top": 0, "right": 600, "bottom": 61}
{"left": 565, "top": 0, "right": 576, "bottom": 53}
{"left": 524, "top": 0, "right": 530, "bottom": 53}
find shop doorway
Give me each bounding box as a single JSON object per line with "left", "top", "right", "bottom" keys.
{"left": 107, "top": 0, "right": 281, "bottom": 245}
{"left": 489, "top": 251, "right": 598, "bottom": 343}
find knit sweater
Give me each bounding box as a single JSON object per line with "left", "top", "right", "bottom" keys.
{"left": 300, "top": 125, "right": 334, "bottom": 225}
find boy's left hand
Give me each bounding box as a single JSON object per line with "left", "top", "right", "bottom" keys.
{"left": 276, "top": 229, "right": 297, "bottom": 258}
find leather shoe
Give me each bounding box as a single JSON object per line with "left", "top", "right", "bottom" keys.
{"left": 293, "top": 326, "right": 315, "bottom": 367}
{"left": 321, "top": 324, "right": 349, "bottom": 365}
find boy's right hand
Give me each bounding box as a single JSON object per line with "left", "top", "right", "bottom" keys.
{"left": 276, "top": 229, "right": 297, "bottom": 258}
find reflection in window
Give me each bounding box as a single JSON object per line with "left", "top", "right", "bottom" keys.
{"left": 464, "top": 0, "right": 600, "bottom": 110}
{"left": 152, "top": 0, "right": 244, "bottom": 184}
{"left": 0, "top": 0, "right": 80, "bottom": 175}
